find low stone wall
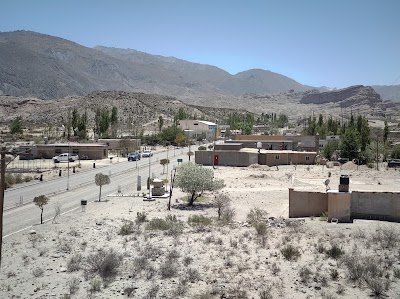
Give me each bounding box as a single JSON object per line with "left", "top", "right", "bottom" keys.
{"left": 289, "top": 189, "right": 400, "bottom": 222}
{"left": 351, "top": 191, "right": 400, "bottom": 221}
{"left": 289, "top": 188, "right": 328, "bottom": 218}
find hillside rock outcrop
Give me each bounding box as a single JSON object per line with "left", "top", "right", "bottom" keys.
{"left": 300, "top": 85, "right": 382, "bottom": 107}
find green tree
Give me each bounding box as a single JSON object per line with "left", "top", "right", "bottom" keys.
{"left": 110, "top": 106, "right": 118, "bottom": 138}
{"left": 391, "top": 145, "right": 400, "bottom": 159}
{"left": 95, "top": 173, "right": 110, "bottom": 202}
{"left": 158, "top": 116, "right": 164, "bottom": 133}
{"left": 383, "top": 121, "right": 389, "bottom": 143}
{"left": 10, "top": 116, "right": 23, "bottom": 134}
{"left": 160, "top": 158, "right": 170, "bottom": 174}
{"left": 71, "top": 108, "right": 80, "bottom": 135}
{"left": 175, "top": 163, "right": 225, "bottom": 206}
{"left": 340, "top": 129, "right": 360, "bottom": 160}
{"left": 322, "top": 141, "right": 339, "bottom": 160}
{"left": 33, "top": 195, "right": 50, "bottom": 224}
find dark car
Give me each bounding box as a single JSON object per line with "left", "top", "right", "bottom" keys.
{"left": 388, "top": 159, "right": 400, "bottom": 168}
{"left": 128, "top": 152, "right": 141, "bottom": 161}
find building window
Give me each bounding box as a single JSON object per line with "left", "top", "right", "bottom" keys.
{"left": 72, "top": 149, "right": 79, "bottom": 155}
{"left": 55, "top": 148, "right": 62, "bottom": 154}
{"left": 275, "top": 155, "right": 280, "bottom": 160}
{"left": 305, "top": 156, "right": 310, "bottom": 161}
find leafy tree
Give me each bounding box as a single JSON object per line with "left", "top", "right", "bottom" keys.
{"left": 158, "top": 116, "right": 164, "bottom": 133}
{"left": 160, "top": 126, "right": 184, "bottom": 145}
{"left": 391, "top": 145, "right": 400, "bottom": 159}
{"left": 340, "top": 129, "right": 360, "bottom": 160}
{"left": 95, "top": 173, "right": 110, "bottom": 202}
{"left": 323, "top": 141, "right": 339, "bottom": 160}
{"left": 71, "top": 108, "right": 80, "bottom": 135}
{"left": 160, "top": 158, "right": 170, "bottom": 174}
{"left": 175, "top": 132, "right": 186, "bottom": 146}
{"left": 175, "top": 163, "right": 224, "bottom": 206}
{"left": 111, "top": 106, "right": 118, "bottom": 137}
{"left": 99, "top": 109, "right": 110, "bottom": 137}
{"left": 77, "top": 110, "right": 88, "bottom": 139}
{"left": 383, "top": 121, "right": 389, "bottom": 143}
{"left": 33, "top": 195, "right": 50, "bottom": 224}
{"left": 10, "top": 116, "right": 23, "bottom": 134}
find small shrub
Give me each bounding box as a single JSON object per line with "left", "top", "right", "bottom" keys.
{"left": 330, "top": 268, "right": 339, "bottom": 280}
{"left": 143, "top": 283, "right": 159, "bottom": 299}
{"left": 366, "top": 278, "right": 388, "bottom": 298}
{"left": 246, "top": 207, "right": 268, "bottom": 224}
{"left": 336, "top": 285, "right": 345, "bottom": 295}
{"left": 67, "top": 253, "right": 83, "bottom": 272}
{"left": 67, "top": 276, "right": 80, "bottom": 295}
{"left": 394, "top": 268, "right": 400, "bottom": 279}
{"left": 198, "top": 146, "right": 207, "bottom": 150}
{"left": 7, "top": 271, "right": 16, "bottom": 278}
{"left": 220, "top": 206, "right": 236, "bottom": 223}
{"left": 316, "top": 243, "right": 325, "bottom": 253}
{"left": 321, "top": 291, "right": 337, "bottom": 299}
{"left": 119, "top": 220, "right": 135, "bottom": 235}
{"left": 5, "top": 173, "right": 16, "bottom": 188}
{"left": 183, "top": 256, "right": 193, "bottom": 266}
{"left": 319, "top": 211, "right": 328, "bottom": 221}
{"left": 123, "top": 286, "right": 136, "bottom": 297}
{"left": 89, "top": 277, "right": 102, "bottom": 293}
{"left": 259, "top": 285, "right": 273, "bottom": 299}
{"left": 186, "top": 267, "right": 200, "bottom": 281}
{"left": 188, "top": 214, "right": 213, "bottom": 226}
{"left": 194, "top": 291, "right": 214, "bottom": 299}
{"left": 24, "top": 175, "right": 33, "bottom": 182}
{"left": 132, "top": 256, "right": 149, "bottom": 276}
{"left": 326, "top": 244, "right": 345, "bottom": 259}
{"left": 135, "top": 212, "right": 147, "bottom": 224}
{"left": 271, "top": 262, "right": 281, "bottom": 275}
{"left": 146, "top": 215, "right": 183, "bottom": 234}
{"left": 281, "top": 244, "right": 301, "bottom": 261}
{"left": 32, "top": 267, "right": 44, "bottom": 277}
{"left": 15, "top": 173, "right": 23, "bottom": 184}
{"left": 85, "top": 248, "right": 122, "bottom": 280}
{"left": 299, "top": 266, "right": 312, "bottom": 283}
{"left": 159, "top": 260, "right": 178, "bottom": 279}
{"left": 167, "top": 248, "right": 180, "bottom": 260}
{"left": 173, "top": 279, "right": 188, "bottom": 296}
{"left": 141, "top": 243, "right": 163, "bottom": 260}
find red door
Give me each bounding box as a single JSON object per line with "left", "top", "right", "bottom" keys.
{"left": 214, "top": 155, "right": 219, "bottom": 166}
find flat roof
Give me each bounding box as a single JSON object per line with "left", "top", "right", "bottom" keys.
{"left": 38, "top": 143, "right": 107, "bottom": 147}
{"left": 227, "top": 140, "right": 293, "bottom": 143}
{"left": 239, "top": 148, "right": 316, "bottom": 154}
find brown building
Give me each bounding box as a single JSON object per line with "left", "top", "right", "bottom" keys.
{"left": 36, "top": 143, "right": 108, "bottom": 160}
{"left": 195, "top": 148, "right": 317, "bottom": 167}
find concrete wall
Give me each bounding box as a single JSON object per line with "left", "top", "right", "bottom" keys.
{"left": 289, "top": 188, "right": 328, "bottom": 218}
{"left": 328, "top": 192, "right": 351, "bottom": 223}
{"left": 290, "top": 189, "right": 400, "bottom": 222}
{"left": 351, "top": 191, "right": 400, "bottom": 221}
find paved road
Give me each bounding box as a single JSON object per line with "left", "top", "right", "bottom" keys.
{"left": 3, "top": 146, "right": 195, "bottom": 237}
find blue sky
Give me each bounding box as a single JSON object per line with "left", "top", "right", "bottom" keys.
{"left": 1, "top": 0, "right": 400, "bottom": 88}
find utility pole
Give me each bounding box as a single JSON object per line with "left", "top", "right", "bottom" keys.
{"left": 0, "top": 147, "right": 6, "bottom": 269}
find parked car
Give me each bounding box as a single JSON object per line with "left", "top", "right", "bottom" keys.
{"left": 141, "top": 150, "right": 153, "bottom": 157}
{"left": 128, "top": 152, "right": 141, "bottom": 161}
{"left": 52, "top": 153, "right": 79, "bottom": 163}
{"left": 388, "top": 159, "right": 400, "bottom": 168}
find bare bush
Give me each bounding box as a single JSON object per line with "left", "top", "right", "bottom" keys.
{"left": 281, "top": 244, "right": 301, "bottom": 261}
{"left": 85, "top": 248, "right": 122, "bottom": 280}
{"left": 159, "top": 260, "right": 179, "bottom": 279}
{"left": 67, "top": 276, "right": 80, "bottom": 295}
{"left": 246, "top": 207, "right": 268, "bottom": 224}
{"left": 299, "top": 266, "right": 312, "bottom": 283}
{"left": 67, "top": 253, "right": 83, "bottom": 272}
{"left": 213, "top": 193, "right": 231, "bottom": 219}
{"left": 119, "top": 220, "right": 136, "bottom": 235}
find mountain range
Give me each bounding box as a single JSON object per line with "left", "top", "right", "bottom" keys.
{"left": 0, "top": 30, "right": 399, "bottom": 103}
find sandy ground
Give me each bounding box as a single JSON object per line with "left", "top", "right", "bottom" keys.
{"left": 1, "top": 163, "right": 400, "bottom": 299}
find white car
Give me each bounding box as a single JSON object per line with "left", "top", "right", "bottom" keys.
{"left": 141, "top": 150, "right": 153, "bottom": 157}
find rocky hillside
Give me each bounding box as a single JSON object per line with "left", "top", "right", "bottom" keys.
{"left": 0, "top": 30, "right": 311, "bottom": 101}
{"left": 0, "top": 91, "right": 249, "bottom": 127}
{"left": 300, "top": 85, "right": 382, "bottom": 107}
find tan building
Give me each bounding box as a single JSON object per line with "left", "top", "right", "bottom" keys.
{"left": 97, "top": 138, "right": 141, "bottom": 156}
{"left": 178, "top": 120, "right": 217, "bottom": 140}
{"left": 233, "top": 134, "right": 319, "bottom": 152}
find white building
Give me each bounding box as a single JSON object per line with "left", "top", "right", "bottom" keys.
{"left": 178, "top": 120, "right": 217, "bottom": 140}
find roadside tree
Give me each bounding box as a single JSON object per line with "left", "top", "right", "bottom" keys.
{"left": 33, "top": 195, "right": 50, "bottom": 224}
{"left": 95, "top": 173, "right": 110, "bottom": 202}
{"left": 175, "top": 163, "right": 224, "bottom": 206}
